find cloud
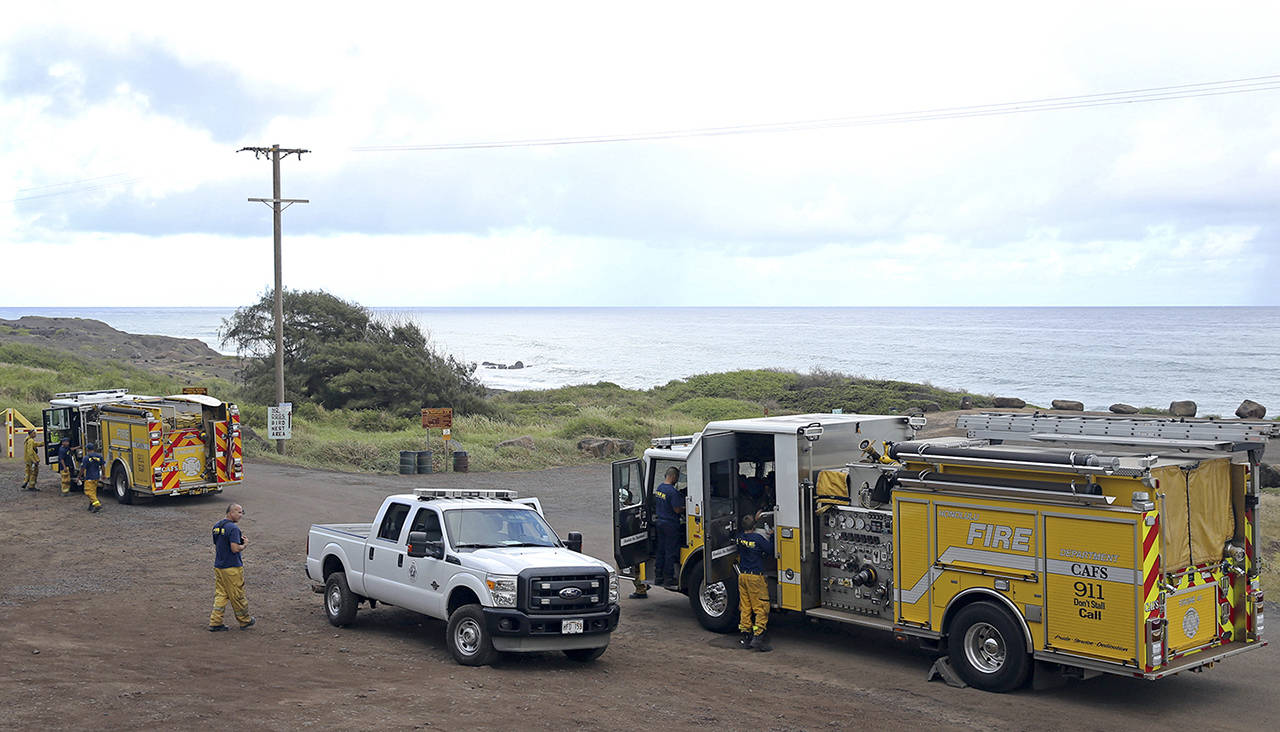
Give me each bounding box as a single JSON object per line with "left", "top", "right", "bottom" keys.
{"left": 3, "top": 2, "right": 1280, "bottom": 306}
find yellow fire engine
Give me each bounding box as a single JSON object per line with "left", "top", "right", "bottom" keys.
{"left": 611, "top": 412, "right": 1270, "bottom": 691}
{"left": 43, "top": 389, "right": 245, "bottom": 503}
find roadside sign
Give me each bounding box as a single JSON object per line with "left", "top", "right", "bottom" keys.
{"left": 182, "top": 386, "right": 209, "bottom": 395}
{"left": 422, "top": 408, "right": 453, "bottom": 429}
{"left": 267, "top": 404, "right": 293, "bottom": 440}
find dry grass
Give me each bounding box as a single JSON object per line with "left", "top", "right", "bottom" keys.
{"left": 1259, "top": 492, "right": 1279, "bottom": 597}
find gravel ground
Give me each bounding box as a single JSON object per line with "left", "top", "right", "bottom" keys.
{"left": 0, "top": 456, "right": 1275, "bottom": 731}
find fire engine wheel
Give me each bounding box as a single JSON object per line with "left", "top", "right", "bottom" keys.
{"left": 447, "top": 604, "right": 498, "bottom": 666}
{"left": 687, "top": 559, "right": 740, "bottom": 633}
{"left": 947, "top": 601, "right": 1031, "bottom": 692}
{"left": 113, "top": 469, "right": 133, "bottom": 505}
{"left": 324, "top": 572, "right": 358, "bottom": 627}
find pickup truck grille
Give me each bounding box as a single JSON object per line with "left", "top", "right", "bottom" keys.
{"left": 521, "top": 570, "right": 609, "bottom": 614}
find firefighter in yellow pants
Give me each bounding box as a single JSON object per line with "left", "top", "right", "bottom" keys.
{"left": 209, "top": 504, "right": 255, "bottom": 631}
{"left": 736, "top": 513, "right": 774, "bottom": 652}
{"left": 56, "top": 437, "right": 75, "bottom": 495}
{"left": 81, "top": 443, "right": 104, "bottom": 513}
{"left": 20, "top": 431, "right": 41, "bottom": 491}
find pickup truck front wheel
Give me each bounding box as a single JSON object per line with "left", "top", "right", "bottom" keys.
{"left": 447, "top": 604, "right": 498, "bottom": 666}
{"left": 325, "top": 572, "right": 358, "bottom": 627}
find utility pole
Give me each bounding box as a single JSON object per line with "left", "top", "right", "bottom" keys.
{"left": 239, "top": 144, "right": 309, "bottom": 455}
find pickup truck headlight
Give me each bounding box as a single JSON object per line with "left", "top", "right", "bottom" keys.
{"left": 608, "top": 571, "right": 618, "bottom": 604}
{"left": 486, "top": 574, "right": 518, "bottom": 608}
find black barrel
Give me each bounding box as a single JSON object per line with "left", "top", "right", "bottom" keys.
{"left": 452, "top": 450, "right": 469, "bottom": 473}
{"left": 416, "top": 450, "right": 434, "bottom": 474}
{"left": 399, "top": 450, "right": 416, "bottom": 475}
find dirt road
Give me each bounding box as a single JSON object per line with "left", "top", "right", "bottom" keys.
{"left": 0, "top": 458, "right": 1273, "bottom": 731}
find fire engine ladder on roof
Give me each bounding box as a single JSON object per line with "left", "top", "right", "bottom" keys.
{"left": 955, "top": 412, "right": 1279, "bottom": 456}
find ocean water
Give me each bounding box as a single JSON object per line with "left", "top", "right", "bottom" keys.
{"left": 3, "top": 306, "right": 1277, "bottom": 418}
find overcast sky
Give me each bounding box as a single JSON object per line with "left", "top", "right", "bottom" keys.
{"left": 3, "top": 2, "right": 1279, "bottom": 307}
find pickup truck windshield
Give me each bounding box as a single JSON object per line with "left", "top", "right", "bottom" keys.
{"left": 444, "top": 507, "right": 560, "bottom": 549}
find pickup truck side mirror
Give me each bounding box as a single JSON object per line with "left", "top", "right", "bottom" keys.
{"left": 565, "top": 531, "right": 583, "bottom": 553}
{"left": 407, "top": 531, "right": 429, "bottom": 558}
{"left": 407, "top": 531, "right": 444, "bottom": 559}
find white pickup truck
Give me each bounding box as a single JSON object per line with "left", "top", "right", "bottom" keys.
{"left": 306, "top": 487, "right": 620, "bottom": 666}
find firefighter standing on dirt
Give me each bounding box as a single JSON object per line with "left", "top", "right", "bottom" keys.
{"left": 80, "top": 443, "right": 104, "bottom": 513}
{"left": 56, "top": 437, "right": 76, "bottom": 496}
{"left": 736, "top": 512, "right": 774, "bottom": 652}
{"left": 208, "top": 503, "right": 255, "bottom": 632}
{"left": 20, "top": 431, "right": 40, "bottom": 491}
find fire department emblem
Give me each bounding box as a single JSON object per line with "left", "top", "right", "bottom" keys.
{"left": 181, "top": 457, "right": 201, "bottom": 477}
{"left": 1182, "top": 607, "right": 1200, "bottom": 639}
{"left": 408, "top": 563, "right": 417, "bottom": 582}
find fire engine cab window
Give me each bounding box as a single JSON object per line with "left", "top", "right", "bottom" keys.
{"left": 410, "top": 508, "right": 444, "bottom": 542}
{"left": 378, "top": 503, "right": 412, "bottom": 543}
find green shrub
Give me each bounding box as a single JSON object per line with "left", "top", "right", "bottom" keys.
{"left": 670, "top": 397, "right": 763, "bottom": 423}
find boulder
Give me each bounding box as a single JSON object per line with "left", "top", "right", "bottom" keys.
{"left": 1051, "top": 400, "right": 1084, "bottom": 411}
{"left": 905, "top": 407, "right": 925, "bottom": 417}
{"left": 1109, "top": 403, "right": 1139, "bottom": 414}
{"left": 496, "top": 435, "right": 535, "bottom": 451}
{"left": 959, "top": 396, "right": 973, "bottom": 410}
{"left": 993, "top": 397, "right": 1026, "bottom": 409}
{"left": 1259, "top": 463, "right": 1280, "bottom": 489}
{"left": 240, "top": 425, "right": 271, "bottom": 451}
{"left": 1236, "top": 399, "right": 1267, "bottom": 419}
{"left": 921, "top": 401, "right": 942, "bottom": 413}
{"left": 576, "top": 437, "right": 635, "bottom": 458}
{"left": 511, "top": 361, "right": 524, "bottom": 369}
{"left": 1169, "top": 400, "right": 1197, "bottom": 417}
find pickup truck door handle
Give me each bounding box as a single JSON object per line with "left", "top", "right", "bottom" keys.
{"left": 368, "top": 547, "right": 374, "bottom": 561}
{"left": 397, "top": 554, "right": 403, "bottom": 568}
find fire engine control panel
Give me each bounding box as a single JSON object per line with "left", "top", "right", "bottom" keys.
{"left": 820, "top": 506, "right": 893, "bottom": 619}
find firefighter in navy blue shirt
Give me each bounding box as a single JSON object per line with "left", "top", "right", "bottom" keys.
{"left": 208, "top": 503, "right": 255, "bottom": 631}
{"left": 736, "top": 512, "right": 775, "bottom": 652}
{"left": 652, "top": 466, "right": 684, "bottom": 590}
{"left": 80, "top": 443, "right": 104, "bottom": 513}
{"left": 56, "top": 437, "right": 76, "bottom": 496}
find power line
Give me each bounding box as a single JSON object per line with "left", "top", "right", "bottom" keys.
{"left": 352, "top": 74, "right": 1280, "bottom": 153}
{"left": 7, "top": 176, "right": 139, "bottom": 204}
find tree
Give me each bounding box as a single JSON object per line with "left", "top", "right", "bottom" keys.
{"left": 220, "top": 289, "right": 487, "bottom": 416}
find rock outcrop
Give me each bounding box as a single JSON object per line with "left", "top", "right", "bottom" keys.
{"left": 1051, "top": 400, "right": 1084, "bottom": 411}
{"left": 1169, "top": 400, "right": 1197, "bottom": 417}
{"left": 496, "top": 435, "right": 535, "bottom": 451}
{"left": 993, "top": 397, "right": 1026, "bottom": 408}
{"left": 576, "top": 437, "right": 635, "bottom": 458}
{"left": 1109, "top": 403, "right": 1139, "bottom": 414}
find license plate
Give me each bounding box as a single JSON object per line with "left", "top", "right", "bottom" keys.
{"left": 561, "top": 619, "right": 583, "bottom": 634}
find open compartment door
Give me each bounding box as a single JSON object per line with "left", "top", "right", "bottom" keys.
{"left": 41, "top": 407, "right": 79, "bottom": 465}
{"left": 702, "top": 432, "right": 740, "bottom": 587}
{"left": 612, "top": 458, "right": 650, "bottom": 572}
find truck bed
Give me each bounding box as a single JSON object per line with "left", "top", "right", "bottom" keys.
{"left": 312, "top": 523, "right": 372, "bottom": 540}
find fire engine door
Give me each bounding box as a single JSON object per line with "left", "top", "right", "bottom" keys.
{"left": 702, "top": 432, "right": 740, "bottom": 587}
{"left": 612, "top": 458, "right": 650, "bottom": 572}
{"left": 41, "top": 407, "right": 80, "bottom": 465}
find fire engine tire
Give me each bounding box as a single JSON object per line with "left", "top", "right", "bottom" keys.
{"left": 324, "top": 572, "right": 358, "bottom": 627}
{"left": 563, "top": 645, "right": 608, "bottom": 662}
{"left": 687, "top": 559, "right": 740, "bottom": 633}
{"left": 113, "top": 468, "right": 133, "bottom": 505}
{"left": 947, "top": 601, "right": 1031, "bottom": 692}
{"left": 447, "top": 604, "right": 498, "bottom": 666}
